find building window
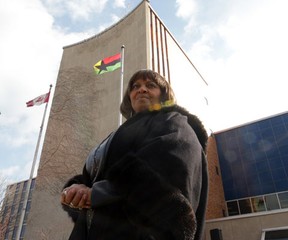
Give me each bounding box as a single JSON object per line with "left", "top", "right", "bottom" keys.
{"left": 265, "top": 194, "right": 280, "bottom": 210}
{"left": 226, "top": 191, "right": 288, "bottom": 216}
{"left": 251, "top": 196, "right": 266, "bottom": 212}
{"left": 239, "top": 198, "right": 252, "bottom": 214}
{"left": 262, "top": 229, "right": 288, "bottom": 240}
{"left": 215, "top": 166, "right": 220, "bottom": 175}
{"left": 227, "top": 201, "right": 239, "bottom": 216}
{"left": 20, "top": 224, "right": 26, "bottom": 240}
{"left": 278, "top": 192, "right": 288, "bottom": 209}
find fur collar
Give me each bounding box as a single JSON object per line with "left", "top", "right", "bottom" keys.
{"left": 160, "top": 104, "right": 208, "bottom": 153}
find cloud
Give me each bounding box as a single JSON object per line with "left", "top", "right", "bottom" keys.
{"left": 0, "top": 0, "right": 96, "bottom": 184}
{"left": 183, "top": 0, "right": 288, "bottom": 130}
{"left": 0, "top": 0, "right": 139, "bottom": 184}
{"left": 67, "top": 0, "right": 109, "bottom": 21}
{"left": 0, "top": 166, "right": 20, "bottom": 180}
{"left": 113, "top": 0, "right": 125, "bottom": 8}
{"left": 175, "top": 0, "right": 198, "bottom": 30}
{"left": 41, "top": 0, "right": 109, "bottom": 21}
{"left": 175, "top": 0, "right": 197, "bottom": 19}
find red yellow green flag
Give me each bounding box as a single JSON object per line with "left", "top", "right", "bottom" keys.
{"left": 93, "top": 53, "right": 121, "bottom": 75}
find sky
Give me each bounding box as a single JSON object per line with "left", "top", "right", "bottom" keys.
{"left": 0, "top": 0, "right": 288, "bottom": 186}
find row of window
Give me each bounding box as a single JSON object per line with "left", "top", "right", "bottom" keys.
{"left": 227, "top": 191, "right": 288, "bottom": 216}
{"left": 3, "top": 179, "right": 35, "bottom": 240}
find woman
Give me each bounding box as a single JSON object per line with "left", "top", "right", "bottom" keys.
{"left": 61, "top": 69, "right": 208, "bottom": 240}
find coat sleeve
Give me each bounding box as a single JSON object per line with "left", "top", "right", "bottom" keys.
{"left": 106, "top": 113, "right": 203, "bottom": 239}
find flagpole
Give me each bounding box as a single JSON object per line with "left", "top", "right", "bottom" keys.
{"left": 119, "top": 45, "right": 125, "bottom": 126}
{"left": 16, "top": 84, "right": 52, "bottom": 240}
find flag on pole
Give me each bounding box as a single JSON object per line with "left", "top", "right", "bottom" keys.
{"left": 93, "top": 53, "right": 121, "bottom": 75}
{"left": 26, "top": 92, "right": 50, "bottom": 107}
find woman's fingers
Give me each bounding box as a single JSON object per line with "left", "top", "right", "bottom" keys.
{"left": 64, "top": 188, "right": 76, "bottom": 205}
{"left": 61, "top": 185, "right": 91, "bottom": 209}
{"left": 70, "top": 188, "right": 85, "bottom": 206}
{"left": 78, "top": 193, "right": 87, "bottom": 208}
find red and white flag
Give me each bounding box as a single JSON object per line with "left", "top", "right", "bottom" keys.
{"left": 26, "top": 92, "right": 50, "bottom": 107}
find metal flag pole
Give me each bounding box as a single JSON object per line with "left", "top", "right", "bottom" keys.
{"left": 16, "top": 84, "right": 53, "bottom": 240}
{"left": 119, "top": 45, "right": 125, "bottom": 126}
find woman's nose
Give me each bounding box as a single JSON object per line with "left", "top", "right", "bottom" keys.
{"left": 138, "top": 85, "right": 148, "bottom": 93}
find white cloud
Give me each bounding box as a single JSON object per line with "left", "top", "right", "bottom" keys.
{"left": 175, "top": 0, "right": 198, "bottom": 30}
{"left": 0, "top": 0, "right": 134, "bottom": 184}
{"left": 0, "top": 0, "right": 94, "bottom": 176}
{"left": 113, "top": 0, "right": 125, "bottom": 8}
{"left": 41, "top": 0, "right": 109, "bottom": 21}
{"left": 175, "top": 0, "right": 197, "bottom": 19}
{"left": 67, "top": 0, "right": 108, "bottom": 21}
{"left": 0, "top": 166, "right": 20, "bottom": 179}
{"left": 185, "top": 0, "right": 288, "bottom": 130}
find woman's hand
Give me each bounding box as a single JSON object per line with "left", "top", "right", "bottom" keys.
{"left": 61, "top": 184, "right": 91, "bottom": 209}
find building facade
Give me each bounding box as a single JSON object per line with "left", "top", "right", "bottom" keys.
{"left": 24, "top": 1, "right": 208, "bottom": 239}
{"left": 7, "top": 1, "right": 287, "bottom": 239}
{"left": 206, "top": 112, "right": 288, "bottom": 240}
{"left": 0, "top": 178, "right": 35, "bottom": 240}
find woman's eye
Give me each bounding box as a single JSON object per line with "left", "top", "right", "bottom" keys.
{"left": 147, "top": 83, "right": 157, "bottom": 88}
{"left": 131, "top": 84, "right": 139, "bottom": 90}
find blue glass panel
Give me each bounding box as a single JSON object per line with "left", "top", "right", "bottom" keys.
{"left": 258, "top": 171, "right": 273, "bottom": 184}
{"left": 225, "top": 189, "right": 237, "bottom": 201}
{"left": 256, "top": 160, "right": 269, "bottom": 172}
{"left": 223, "top": 179, "right": 234, "bottom": 190}
{"left": 215, "top": 113, "right": 288, "bottom": 200}
{"left": 248, "top": 183, "right": 262, "bottom": 196}
{"left": 243, "top": 131, "right": 258, "bottom": 145}
{"left": 237, "top": 186, "right": 249, "bottom": 199}
{"left": 273, "top": 125, "right": 286, "bottom": 135}
{"left": 269, "top": 156, "right": 283, "bottom": 169}
{"left": 281, "top": 114, "right": 288, "bottom": 122}
{"left": 261, "top": 128, "right": 274, "bottom": 138}
{"left": 244, "top": 123, "right": 258, "bottom": 132}
{"left": 279, "top": 145, "right": 288, "bottom": 155}
{"left": 221, "top": 169, "right": 232, "bottom": 181}
{"left": 261, "top": 183, "right": 275, "bottom": 195}
{"left": 275, "top": 180, "right": 288, "bottom": 192}
{"left": 266, "top": 148, "right": 280, "bottom": 158}
{"left": 271, "top": 115, "right": 284, "bottom": 125}
{"left": 242, "top": 150, "right": 255, "bottom": 162}
{"left": 284, "top": 164, "right": 288, "bottom": 177}
{"left": 271, "top": 168, "right": 287, "bottom": 181}
{"left": 258, "top": 120, "right": 271, "bottom": 129}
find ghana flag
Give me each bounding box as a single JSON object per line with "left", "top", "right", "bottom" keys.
{"left": 93, "top": 53, "right": 121, "bottom": 74}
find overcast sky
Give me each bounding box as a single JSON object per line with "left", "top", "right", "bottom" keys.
{"left": 1, "top": 0, "right": 287, "bottom": 185}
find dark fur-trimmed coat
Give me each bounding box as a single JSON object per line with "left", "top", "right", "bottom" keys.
{"left": 62, "top": 105, "right": 208, "bottom": 240}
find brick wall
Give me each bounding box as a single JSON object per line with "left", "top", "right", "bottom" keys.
{"left": 206, "top": 135, "right": 227, "bottom": 219}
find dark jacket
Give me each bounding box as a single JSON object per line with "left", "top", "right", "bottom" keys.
{"left": 63, "top": 105, "right": 208, "bottom": 240}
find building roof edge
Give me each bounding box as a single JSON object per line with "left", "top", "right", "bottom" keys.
{"left": 214, "top": 111, "right": 288, "bottom": 134}
{"left": 63, "top": 0, "right": 148, "bottom": 49}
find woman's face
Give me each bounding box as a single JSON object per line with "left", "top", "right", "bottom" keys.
{"left": 129, "top": 78, "right": 161, "bottom": 113}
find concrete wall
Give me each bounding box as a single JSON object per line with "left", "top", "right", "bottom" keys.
{"left": 205, "top": 210, "right": 288, "bottom": 240}
{"left": 25, "top": 1, "right": 151, "bottom": 239}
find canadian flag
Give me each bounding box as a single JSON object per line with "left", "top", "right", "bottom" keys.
{"left": 26, "top": 92, "right": 50, "bottom": 107}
